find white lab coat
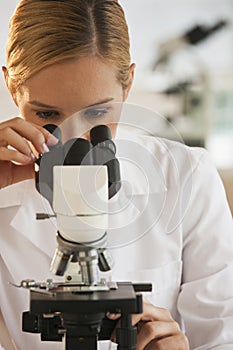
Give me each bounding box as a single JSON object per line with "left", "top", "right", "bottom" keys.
{"left": 0, "top": 131, "right": 233, "bottom": 350}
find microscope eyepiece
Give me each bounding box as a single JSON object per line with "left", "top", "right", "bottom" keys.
{"left": 90, "top": 124, "right": 112, "bottom": 145}
{"left": 63, "top": 138, "right": 93, "bottom": 165}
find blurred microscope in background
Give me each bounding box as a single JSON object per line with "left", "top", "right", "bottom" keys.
{"left": 150, "top": 20, "right": 228, "bottom": 147}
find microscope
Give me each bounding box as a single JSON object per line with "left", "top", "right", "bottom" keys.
{"left": 151, "top": 20, "right": 227, "bottom": 147}
{"left": 20, "top": 124, "right": 152, "bottom": 349}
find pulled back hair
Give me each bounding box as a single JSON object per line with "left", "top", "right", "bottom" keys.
{"left": 6, "top": 0, "right": 131, "bottom": 94}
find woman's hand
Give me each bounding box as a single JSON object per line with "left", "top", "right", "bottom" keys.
{"left": 0, "top": 117, "right": 58, "bottom": 189}
{"left": 108, "top": 299, "right": 189, "bottom": 350}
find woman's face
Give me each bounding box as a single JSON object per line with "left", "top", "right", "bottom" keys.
{"left": 15, "top": 56, "right": 134, "bottom": 139}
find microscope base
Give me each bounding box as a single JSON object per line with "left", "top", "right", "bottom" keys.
{"left": 23, "top": 282, "right": 151, "bottom": 350}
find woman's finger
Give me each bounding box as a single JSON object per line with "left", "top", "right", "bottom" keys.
{"left": 30, "top": 122, "right": 59, "bottom": 146}
{"left": 145, "top": 333, "right": 189, "bottom": 350}
{"left": 132, "top": 304, "right": 173, "bottom": 327}
{"left": 136, "top": 321, "right": 180, "bottom": 350}
{"left": 0, "top": 117, "right": 58, "bottom": 153}
{"left": 106, "top": 313, "right": 121, "bottom": 320}
{"left": 0, "top": 127, "right": 35, "bottom": 158}
{"left": 0, "top": 147, "right": 33, "bottom": 164}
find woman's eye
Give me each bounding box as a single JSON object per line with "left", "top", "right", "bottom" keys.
{"left": 83, "top": 108, "right": 109, "bottom": 119}
{"left": 35, "top": 110, "right": 60, "bottom": 119}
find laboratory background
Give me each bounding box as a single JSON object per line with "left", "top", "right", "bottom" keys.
{"left": 0, "top": 0, "right": 233, "bottom": 214}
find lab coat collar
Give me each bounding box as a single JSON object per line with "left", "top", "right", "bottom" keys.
{"left": 0, "top": 181, "right": 27, "bottom": 208}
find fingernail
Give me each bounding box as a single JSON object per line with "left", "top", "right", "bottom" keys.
{"left": 47, "top": 134, "right": 59, "bottom": 146}
{"left": 42, "top": 143, "right": 50, "bottom": 153}
{"left": 106, "top": 312, "right": 117, "bottom": 319}
{"left": 30, "top": 152, "right": 36, "bottom": 160}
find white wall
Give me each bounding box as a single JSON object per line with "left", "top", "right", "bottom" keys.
{"left": 120, "top": 0, "right": 233, "bottom": 73}
{"left": 0, "top": 76, "right": 18, "bottom": 120}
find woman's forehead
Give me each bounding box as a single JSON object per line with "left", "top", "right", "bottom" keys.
{"left": 18, "top": 57, "right": 123, "bottom": 109}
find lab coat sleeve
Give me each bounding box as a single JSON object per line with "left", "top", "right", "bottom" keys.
{"left": 177, "top": 149, "right": 233, "bottom": 349}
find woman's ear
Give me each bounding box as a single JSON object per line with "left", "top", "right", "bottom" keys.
{"left": 123, "top": 63, "right": 136, "bottom": 101}
{"left": 2, "top": 66, "right": 9, "bottom": 87}
{"left": 2, "top": 66, "right": 18, "bottom": 106}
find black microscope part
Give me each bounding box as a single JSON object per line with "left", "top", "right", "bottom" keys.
{"left": 35, "top": 124, "right": 121, "bottom": 204}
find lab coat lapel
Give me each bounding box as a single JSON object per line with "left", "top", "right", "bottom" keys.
{"left": 108, "top": 128, "right": 168, "bottom": 248}
{"left": 1, "top": 180, "right": 57, "bottom": 258}
{"left": 0, "top": 181, "right": 24, "bottom": 208}
{"left": 115, "top": 127, "right": 167, "bottom": 195}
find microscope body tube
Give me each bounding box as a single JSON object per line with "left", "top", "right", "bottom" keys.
{"left": 51, "top": 165, "right": 109, "bottom": 279}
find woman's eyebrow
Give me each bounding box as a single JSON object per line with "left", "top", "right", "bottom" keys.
{"left": 84, "top": 98, "right": 114, "bottom": 108}
{"left": 28, "top": 100, "right": 63, "bottom": 109}
{"left": 28, "top": 98, "right": 114, "bottom": 110}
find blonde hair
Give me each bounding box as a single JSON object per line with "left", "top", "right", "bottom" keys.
{"left": 6, "top": 0, "right": 131, "bottom": 94}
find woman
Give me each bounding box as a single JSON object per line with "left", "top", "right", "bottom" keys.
{"left": 0, "top": 1, "right": 233, "bottom": 349}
